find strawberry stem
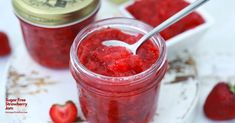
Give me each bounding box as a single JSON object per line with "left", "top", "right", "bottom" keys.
{"left": 229, "top": 82, "right": 235, "bottom": 94}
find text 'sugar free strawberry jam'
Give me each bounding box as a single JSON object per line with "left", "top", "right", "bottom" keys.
{"left": 70, "top": 18, "right": 168, "bottom": 123}
{"left": 12, "top": 0, "right": 100, "bottom": 68}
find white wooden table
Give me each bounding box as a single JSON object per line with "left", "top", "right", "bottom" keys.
{"left": 1, "top": 0, "right": 235, "bottom": 123}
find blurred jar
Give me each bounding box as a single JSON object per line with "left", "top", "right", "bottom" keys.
{"left": 12, "top": 0, "right": 100, "bottom": 68}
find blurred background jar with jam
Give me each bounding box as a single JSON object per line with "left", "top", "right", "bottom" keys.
{"left": 12, "top": 0, "right": 100, "bottom": 69}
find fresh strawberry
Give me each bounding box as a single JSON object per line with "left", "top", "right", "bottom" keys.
{"left": 204, "top": 82, "right": 235, "bottom": 121}
{"left": 49, "top": 101, "right": 78, "bottom": 123}
{"left": 0, "top": 32, "right": 11, "bottom": 56}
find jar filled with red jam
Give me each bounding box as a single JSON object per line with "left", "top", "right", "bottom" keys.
{"left": 70, "top": 18, "right": 167, "bottom": 123}
{"left": 12, "top": 0, "right": 100, "bottom": 68}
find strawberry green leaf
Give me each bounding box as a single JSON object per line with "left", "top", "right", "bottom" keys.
{"left": 228, "top": 83, "right": 235, "bottom": 94}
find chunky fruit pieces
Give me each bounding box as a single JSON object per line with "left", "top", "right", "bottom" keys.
{"left": 204, "top": 82, "right": 235, "bottom": 121}
{"left": 78, "top": 28, "right": 159, "bottom": 77}
{"left": 0, "top": 32, "right": 11, "bottom": 56}
{"left": 49, "top": 101, "right": 78, "bottom": 123}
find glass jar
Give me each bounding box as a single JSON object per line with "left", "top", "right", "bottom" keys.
{"left": 70, "top": 18, "right": 167, "bottom": 123}
{"left": 12, "top": 0, "right": 100, "bottom": 68}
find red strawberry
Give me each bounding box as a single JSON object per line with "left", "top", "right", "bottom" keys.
{"left": 0, "top": 32, "right": 11, "bottom": 56}
{"left": 49, "top": 101, "right": 78, "bottom": 123}
{"left": 204, "top": 82, "right": 235, "bottom": 121}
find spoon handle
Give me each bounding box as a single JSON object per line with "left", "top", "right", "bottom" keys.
{"left": 133, "top": 0, "right": 210, "bottom": 48}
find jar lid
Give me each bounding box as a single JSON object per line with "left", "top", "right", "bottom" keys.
{"left": 12, "top": 0, "right": 100, "bottom": 26}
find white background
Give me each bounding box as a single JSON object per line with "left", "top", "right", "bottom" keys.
{"left": 1, "top": 0, "right": 235, "bottom": 123}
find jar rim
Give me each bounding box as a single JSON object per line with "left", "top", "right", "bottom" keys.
{"left": 70, "top": 17, "right": 167, "bottom": 86}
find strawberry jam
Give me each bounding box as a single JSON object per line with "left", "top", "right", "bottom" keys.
{"left": 20, "top": 18, "right": 96, "bottom": 68}
{"left": 127, "top": 0, "right": 205, "bottom": 40}
{"left": 78, "top": 28, "right": 159, "bottom": 77}
{"left": 70, "top": 18, "right": 167, "bottom": 123}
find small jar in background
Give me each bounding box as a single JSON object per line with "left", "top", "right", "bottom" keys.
{"left": 12, "top": 0, "right": 100, "bottom": 68}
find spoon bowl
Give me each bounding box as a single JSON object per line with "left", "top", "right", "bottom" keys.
{"left": 102, "top": 40, "right": 140, "bottom": 55}
{"left": 102, "top": 40, "right": 136, "bottom": 52}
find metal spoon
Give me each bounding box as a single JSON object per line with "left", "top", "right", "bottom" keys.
{"left": 103, "top": 0, "right": 209, "bottom": 54}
